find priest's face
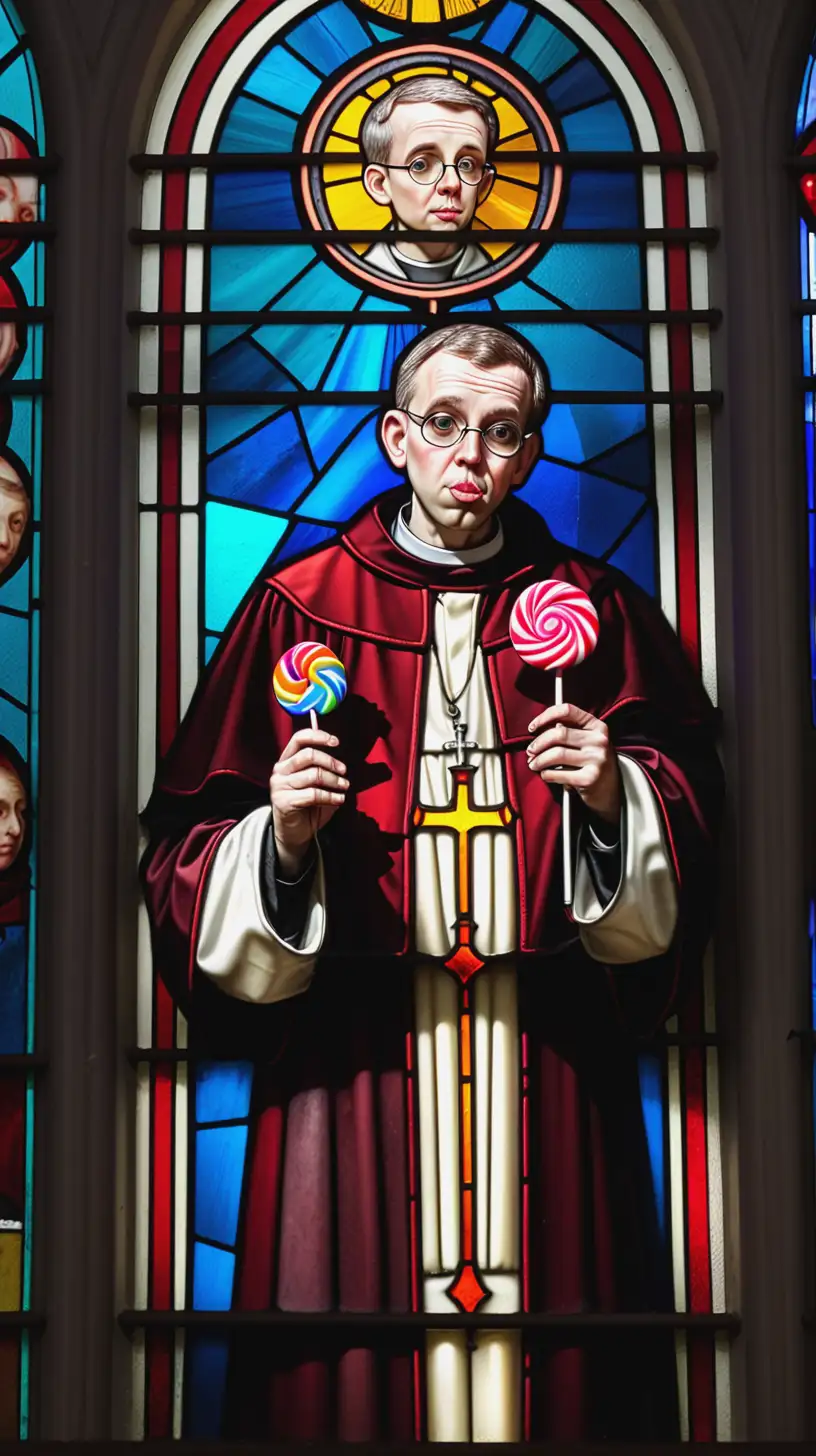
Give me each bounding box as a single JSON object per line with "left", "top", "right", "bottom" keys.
{"left": 363, "top": 102, "right": 493, "bottom": 247}
{"left": 0, "top": 765, "right": 25, "bottom": 871}
{"left": 380, "top": 349, "right": 540, "bottom": 548}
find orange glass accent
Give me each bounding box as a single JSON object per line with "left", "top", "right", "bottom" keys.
{"left": 462, "top": 1082, "right": 472, "bottom": 1184}
{"left": 448, "top": 1262, "right": 489, "bottom": 1314}
{"left": 445, "top": 943, "right": 483, "bottom": 984}
{"left": 462, "top": 1189, "right": 473, "bottom": 1258}
{"left": 460, "top": 1012, "right": 471, "bottom": 1078}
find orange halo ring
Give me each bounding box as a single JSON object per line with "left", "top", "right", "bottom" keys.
{"left": 300, "top": 44, "right": 563, "bottom": 304}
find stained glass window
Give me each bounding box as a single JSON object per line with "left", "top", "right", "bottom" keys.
{"left": 133, "top": 0, "right": 727, "bottom": 1440}
{"left": 0, "top": 0, "right": 45, "bottom": 1440}
{"left": 797, "top": 35, "right": 816, "bottom": 718}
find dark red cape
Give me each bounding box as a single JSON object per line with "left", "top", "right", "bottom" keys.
{"left": 141, "top": 488, "right": 723, "bottom": 1441}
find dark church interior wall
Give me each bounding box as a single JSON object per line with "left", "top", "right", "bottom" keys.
{"left": 12, "top": 0, "right": 816, "bottom": 1439}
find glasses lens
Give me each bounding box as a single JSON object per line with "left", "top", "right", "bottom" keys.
{"left": 421, "top": 413, "right": 465, "bottom": 447}
{"left": 408, "top": 155, "right": 442, "bottom": 185}
{"left": 484, "top": 421, "right": 523, "bottom": 456}
{"left": 456, "top": 158, "right": 485, "bottom": 185}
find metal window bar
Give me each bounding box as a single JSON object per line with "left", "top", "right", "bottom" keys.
{"left": 128, "top": 308, "right": 723, "bottom": 327}
{"left": 130, "top": 150, "right": 719, "bottom": 173}
{"left": 130, "top": 226, "right": 719, "bottom": 246}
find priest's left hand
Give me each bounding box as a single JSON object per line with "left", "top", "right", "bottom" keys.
{"left": 526, "top": 702, "right": 621, "bottom": 825}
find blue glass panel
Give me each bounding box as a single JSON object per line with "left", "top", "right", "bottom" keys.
{"left": 481, "top": 2, "right": 527, "bottom": 53}
{"left": 0, "top": 614, "right": 29, "bottom": 707}
{"left": 561, "top": 100, "right": 633, "bottom": 151}
{"left": 211, "top": 172, "right": 300, "bottom": 231}
{"left": 206, "top": 337, "right": 297, "bottom": 394}
{"left": 208, "top": 410, "right": 312, "bottom": 511}
{"left": 243, "top": 45, "right": 323, "bottom": 113}
{"left": 492, "top": 280, "right": 559, "bottom": 312}
{"left": 510, "top": 15, "right": 578, "bottom": 84}
{"left": 207, "top": 405, "right": 280, "bottom": 457}
{"left": 219, "top": 94, "right": 297, "bottom": 154}
{"left": 530, "top": 244, "right": 642, "bottom": 311}
{"left": 448, "top": 297, "right": 492, "bottom": 312}
{"left": 204, "top": 634, "right": 220, "bottom": 665}
{"left": 637, "top": 1054, "right": 666, "bottom": 1240}
{"left": 277, "top": 260, "right": 363, "bottom": 312}
{"left": 804, "top": 63, "right": 816, "bottom": 138}
{"left": 0, "top": 559, "right": 29, "bottom": 613}
{"left": 568, "top": 162, "right": 639, "bottom": 224}
{"left": 324, "top": 324, "right": 421, "bottom": 391}
{"left": 544, "top": 402, "right": 645, "bottom": 464}
{"left": 184, "top": 1337, "right": 229, "bottom": 1440}
{"left": 299, "top": 404, "right": 375, "bottom": 469}
{"left": 0, "top": 927, "right": 26, "bottom": 1053}
{"left": 607, "top": 508, "right": 655, "bottom": 594}
{"left": 360, "top": 294, "right": 410, "bottom": 312}
{"left": 601, "top": 322, "right": 644, "bottom": 354}
{"left": 205, "top": 503, "right": 288, "bottom": 633}
{"left": 274, "top": 520, "right": 337, "bottom": 564}
{"left": 516, "top": 323, "right": 644, "bottom": 392}
{"left": 207, "top": 324, "right": 246, "bottom": 356}
{"left": 0, "top": 55, "right": 35, "bottom": 139}
{"left": 254, "top": 323, "right": 345, "bottom": 390}
{"left": 587, "top": 431, "right": 651, "bottom": 488}
{"left": 195, "top": 1126, "right": 249, "bottom": 1247}
{"left": 370, "top": 23, "right": 401, "bottom": 41}
{"left": 518, "top": 460, "right": 643, "bottom": 555}
{"left": 299, "top": 418, "right": 400, "bottom": 521}
{"left": 209, "top": 246, "right": 313, "bottom": 311}
{"left": 193, "top": 1240, "right": 235, "bottom": 1311}
{"left": 196, "top": 1061, "right": 253, "bottom": 1125}
{"left": 547, "top": 57, "right": 611, "bottom": 114}
{"left": 0, "top": 697, "right": 25, "bottom": 755}
{"left": 6, "top": 397, "right": 32, "bottom": 469}
{"left": 799, "top": 55, "right": 815, "bottom": 135}
{"left": 287, "top": 3, "right": 371, "bottom": 72}
{"left": 0, "top": 7, "right": 18, "bottom": 53}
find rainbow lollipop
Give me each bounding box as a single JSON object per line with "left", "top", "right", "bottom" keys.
{"left": 273, "top": 640, "right": 347, "bottom": 730}
{"left": 510, "top": 581, "right": 600, "bottom": 905}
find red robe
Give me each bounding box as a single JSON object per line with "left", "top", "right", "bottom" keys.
{"left": 142, "top": 488, "right": 723, "bottom": 1441}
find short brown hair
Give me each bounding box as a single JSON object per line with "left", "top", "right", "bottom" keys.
{"left": 393, "top": 324, "right": 548, "bottom": 431}
{"left": 361, "top": 77, "right": 498, "bottom": 165}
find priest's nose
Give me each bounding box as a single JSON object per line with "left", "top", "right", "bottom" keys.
{"left": 455, "top": 428, "right": 484, "bottom": 466}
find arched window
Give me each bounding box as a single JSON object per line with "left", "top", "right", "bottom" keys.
{"left": 132, "top": 0, "right": 727, "bottom": 1440}
{"left": 0, "top": 0, "right": 46, "bottom": 1440}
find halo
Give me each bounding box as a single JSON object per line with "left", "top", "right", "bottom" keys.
{"left": 300, "top": 45, "right": 562, "bottom": 303}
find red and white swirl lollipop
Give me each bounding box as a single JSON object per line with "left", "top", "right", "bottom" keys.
{"left": 510, "top": 580, "right": 600, "bottom": 905}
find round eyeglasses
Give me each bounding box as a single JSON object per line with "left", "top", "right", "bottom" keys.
{"left": 383, "top": 157, "right": 495, "bottom": 188}
{"left": 403, "top": 410, "right": 531, "bottom": 459}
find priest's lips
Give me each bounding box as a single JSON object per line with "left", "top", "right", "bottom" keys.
{"left": 431, "top": 208, "right": 462, "bottom": 224}
{"left": 448, "top": 482, "right": 485, "bottom": 503}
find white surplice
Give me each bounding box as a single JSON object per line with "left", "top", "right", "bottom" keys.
{"left": 196, "top": 513, "right": 678, "bottom": 1441}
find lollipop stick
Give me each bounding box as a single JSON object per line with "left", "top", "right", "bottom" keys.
{"left": 555, "top": 672, "right": 573, "bottom": 905}
{"left": 309, "top": 709, "right": 318, "bottom": 732}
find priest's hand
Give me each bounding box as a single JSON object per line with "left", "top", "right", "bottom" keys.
{"left": 270, "top": 728, "right": 349, "bottom": 878}
{"left": 526, "top": 702, "right": 621, "bottom": 825}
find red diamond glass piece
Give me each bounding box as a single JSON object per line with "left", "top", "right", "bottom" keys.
{"left": 445, "top": 944, "right": 484, "bottom": 984}
{"left": 448, "top": 1263, "right": 489, "bottom": 1314}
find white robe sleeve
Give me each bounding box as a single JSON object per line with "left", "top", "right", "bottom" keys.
{"left": 572, "top": 754, "right": 678, "bottom": 964}
{"left": 196, "top": 806, "right": 326, "bottom": 1004}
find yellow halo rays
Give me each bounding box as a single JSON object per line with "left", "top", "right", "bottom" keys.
{"left": 320, "top": 64, "right": 542, "bottom": 260}
{"left": 358, "top": 0, "right": 495, "bottom": 21}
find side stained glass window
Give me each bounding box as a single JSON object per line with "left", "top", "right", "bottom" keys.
{"left": 798, "top": 39, "right": 816, "bottom": 716}
{"left": 0, "top": 0, "right": 45, "bottom": 1441}
{"left": 133, "top": 0, "right": 726, "bottom": 1442}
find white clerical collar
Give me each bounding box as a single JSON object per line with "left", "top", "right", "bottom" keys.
{"left": 392, "top": 501, "right": 505, "bottom": 565}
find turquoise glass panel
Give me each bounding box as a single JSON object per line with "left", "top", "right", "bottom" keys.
{"left": 209, "top": 245, "right": 313, "bottom": 312}
{"left": 253, "top": 323, "right": 346, "bottom": 391}
{"left": 516, "top": 322, "right": 644, "bottom": 392}
{"left": 204, "top": 502, "right": 288, "bottom": 632}
{"left": 299, "top": 404, "right": 376, "bottom": 469}
{"left": 0, "top": 615, "right": 29, "bottom": 707}
{"left": 530, "top": 244, "right": 642, "bottom": 311}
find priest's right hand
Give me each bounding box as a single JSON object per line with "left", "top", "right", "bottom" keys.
{"left": 269, "top": 728, "right": 349, "bottom": 878}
